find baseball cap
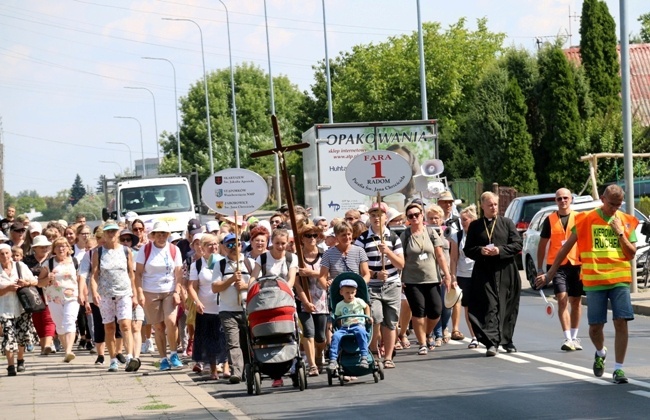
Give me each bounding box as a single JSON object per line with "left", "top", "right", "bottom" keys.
{"left": 205, "top": 220, "right": 220, "bottom": 233}
{"left": 312, "top": 216, "right": 327, "bottom": 225}
{"left": 340, "top": 279, "right": 358, "bottom": 288}
{"left": 125, "top": 211, "right": 139, "bottom": 222}
{"left": 357, "top": 204, "right": 369, "bottom": 214}
{"left": 103, "top": 222, "right": 119, "bottom": 231}
{"left": 368, "top": 202, "right": 388, "bottom": 213}
{"left": 169, "top": 232, "right": 182, "bottom": 243}
{"left": 191, "top": 232, "right": 203, "bottom": 243}
{"left": 10, "top": 222, "right": 25, "bottom": 231}
{"left": 222, "top": 233, "right": 237, "bottom": 243}
{"left": 187, "top": 218, "right": 202, "bottom": 235}
{"left": 29, "top": 222, "right": 43, "bottom": 234}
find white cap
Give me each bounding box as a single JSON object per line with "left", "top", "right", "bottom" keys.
{"left": 192, "top": 233, "right": 204, "bottom": 243}
{"left": 29, "top": 222, "right": 43, "bottom": 234}
{"left": 325, "top": 228, "right": 335, "bottom": 237}
{"left": 168, "top": 232, "right": 182, "bottom": 243}
{"left": 125, "top": 211, "right": 139, "bottom": 222}
{"left": 206, "top": 220, "right": 220, "bottom": 233}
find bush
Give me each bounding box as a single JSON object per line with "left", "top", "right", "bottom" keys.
{"left": 637, "top": 196, "right": 650, "bottom": 217}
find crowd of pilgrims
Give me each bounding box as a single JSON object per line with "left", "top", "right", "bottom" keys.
{"left": 0, "top": 191, "right": 522, "bottom": 385}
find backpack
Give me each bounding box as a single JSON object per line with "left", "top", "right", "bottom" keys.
{"left": 401, "top": 226, "right": 440, "bottom": 257}
{"left": 48, "top": 256, "right": 79, "bottom": 272}
{"left": 259, "top": 251, "right": 293, "bottom": 277}
{"left": 142, "top": 241, "right": 178, "bottom": 265}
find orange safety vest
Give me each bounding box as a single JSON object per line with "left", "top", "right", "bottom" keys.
{"left": 575, "top": 209, "right": 638, "bottom": 288}
{"left": 547, "top": 211, "right": 580, "bottom": 266}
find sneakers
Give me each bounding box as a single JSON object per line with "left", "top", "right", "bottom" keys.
{"left": 160, "top": 358, "right": 172, "bottom": 371}
{"left": 26, "top": 344, "right": 34, "bottom": 352}
{"left": 359, "top": 356, "right": 369, "bottom": 369}
{"left": 613, "top": 369, "right": 628, "bottom": 384}
{"left": 95, "top": 355, "right": 105, "bottom": 365}
{"left": 126, "top": 358, "right": 141, "bottom": 372}
{"left": 169, "top": 353, "right": 183, "bottom": 369}
{"left": 593, "top": 348, "right": 606, "bottom": 377}
{"left": 63, "top": 353, "right": 76, "bottom": 363}
{"left": 78, "top": 340, "right": 87, "bottom": 351}
{"left": 86, "top": 341, "right": 94, "bottom": 351}
{"left": 141, "top": 339, "right": 153, "bottom": 354}
{"left": 328, "top": 360, "right": 338, "bottom": 371}
{"left": 561, "top": 339, "right": 576, "bottom": 351}
{"left": 7, "top": 365, "right": 16, "bottom": 377}
{"left": 16, "top": 359, "right": 25, "bottom": 373}
{"left": 193, "top": 362, "right": 204, "bottom": 374}
{"left": 486, "top": 346, "right": 498, "bottom": 357}
{"left": 108, "top": 360, "right": 119, "bottom": 373}
{"left": 116, "top": 353, "right": 126, "bottom": 364}
{"left": 229, "top": 375, "right": 242, "bottom": 384}
{"left": 573, "top": 338, "right": 583, "bottom": 351}
{"left": 43, "top": 345, "right": 53, "bottom": 355}
{"left": 271, "top": 378, "right": 284, "bottom": 388}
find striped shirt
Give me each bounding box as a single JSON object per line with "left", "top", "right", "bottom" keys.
{"left": 354, "top": 226, "right": 403, "bottom": 286}
{"left": 321, "top": 245, "right": 368, "bottom": 279}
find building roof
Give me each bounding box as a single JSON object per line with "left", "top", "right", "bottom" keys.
{"left": 564, "top": 43, "right": 650, "bottom": 126}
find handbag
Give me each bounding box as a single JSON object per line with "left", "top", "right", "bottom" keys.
{"left": 15, "top": 262, "right": 46, "bottom": 313}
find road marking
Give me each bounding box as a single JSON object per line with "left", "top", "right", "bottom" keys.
{"left": 629, "top": 391, "right": 650, "bottom": 398}
{"left": 468, "top": 347, "right": 529, "bottom": 363}
{"left": 539, "top": 367, "right": 613, "bottom": 385}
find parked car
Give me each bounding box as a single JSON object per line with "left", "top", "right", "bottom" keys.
{"left": 521, "top": 199, "right": 649, "bottom": 289}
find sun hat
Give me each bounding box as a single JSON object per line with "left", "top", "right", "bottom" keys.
{"left": 340, "top": 279, "right": 358, "bottom": 288}
{"left": 31, "top": 235, "right": 52, "bottom": 248}
{"left": 29, "top": 222, "right": 43, "bottom": 234}
{"left": 247, "top": 216, "right": 259, "bottom": 225}
{"left": 357, "top": 204, "right": 369, "bottom": 214}
{"left": 325, "top": 228, "right": 335, "bottom": 237}
{"left": 151, "top": 221, "right": 171, "bottom": 233}
{"left": 444, "top": 286, "right": 463, "bottom": 309}
{"left": 119, "top": 229, "right": 140, "bottom": 247}
{"left": 103, "top": 222, "right": 119, "bottom": 231}
{"left": 58, "top": 219, "right": 68, "bottom": 228}
{"left": 205, "top": 220, "right": 220, "bottom": 233}
{"left": 191, "top": 233, "right": 204, "bottom": 243}
{"left": 438, "top": 190, "right": 454, "bottom": 201}
{"left": 386, "top": 207, "right": 403, "bottom": 223}
{"left": 125, "top": 211, "right": 139, "bottom": 222}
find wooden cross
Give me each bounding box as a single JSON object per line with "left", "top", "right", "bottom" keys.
{"left": 251, "top": 115, "right": 311, "bottom": 302}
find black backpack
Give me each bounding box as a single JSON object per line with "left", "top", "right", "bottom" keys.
{"left": 259, "top": 251, "right": 293, "bottom": 277}
{"left": 48, "top": 256, "right": 79, "bottom": 272}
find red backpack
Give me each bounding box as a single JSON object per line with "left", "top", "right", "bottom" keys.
{"left": 142, "top": 241, "right": 178, "bottom": 265}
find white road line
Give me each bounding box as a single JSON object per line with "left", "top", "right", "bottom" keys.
{"left": 539, "top": 367, "right": 613, "bottom": 385}
{"left": 468, "top": 347, "right": 529, "bottom": 363}
{"left": 629, "top": 391, "right": 650, "bottom": 398}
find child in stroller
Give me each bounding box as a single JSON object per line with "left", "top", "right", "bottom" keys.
{"left": 328, "top": 278, "right": 371, "bottom": 370}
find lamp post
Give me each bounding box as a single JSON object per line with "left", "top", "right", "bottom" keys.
{"left": 217, "top": 0, "right": 240, "bottom": 168}
{"left": 142, "top": 56, "right": 182, "bottom": 173}
{"left": 107, "top": 141, "right": 132, "bottom": 174}
{"left": 100, "top": 160, "right": 123, "bottom": 174}
{"left": 124, "top": 86, "right": 160, "bottom": 165}
{"left": 162, "top": 17, "right": 214, "bottom": 174}
{"left": 321, "top": 0, "right": 334, "bottom": 123}
{"left": 114, "top": 116, "right": 146, "bottom": 176}
{"left": 263, "top": 0, "right": 282, "bottom": 206}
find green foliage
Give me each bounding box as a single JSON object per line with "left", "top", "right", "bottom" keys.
{"left": 638, "top": 196, "right": 650, "bottom": 217}
{"left": 579, "top": 0, "right": 621, "bottom": 115}
{"left": 536, "top": 44, "right": 588, "bottom": 192}
{"left": 639, "top": 13, "right": 650, "bottom": 43}
{"left": 465, "top": 66, "right": 537, "bottom": 193}
{"left": 158, "top": 63, "right": 306, "bottom": 202}
{"left": 11, "top": 190, "right": 47, "bottom": 215}
{"left": 69, "top": 174, "right": 86, "bottom": 206}
{"left": 39, "top": 191, "right": 69, "bottom": 222}
{"left": 64, "top": 193, "right": 103, "bottom": 222}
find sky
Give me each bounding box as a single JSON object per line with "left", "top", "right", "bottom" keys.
{"left": 0, "top": 0, "right": 646, "bottom": 198}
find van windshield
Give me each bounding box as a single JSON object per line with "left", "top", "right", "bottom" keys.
{"left": 120, "top": 184, "right": 192, "bottom": 216}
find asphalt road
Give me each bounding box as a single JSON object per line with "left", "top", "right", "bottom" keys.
{"left": 191, "top": 277, "right": 650, "bottom": 420}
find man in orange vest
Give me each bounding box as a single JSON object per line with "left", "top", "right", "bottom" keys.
{"left": 536, "top": 188, "right": 583, "bottom": 352}
{"left": 537, "top": 185, "right": 637, "bottom": 384}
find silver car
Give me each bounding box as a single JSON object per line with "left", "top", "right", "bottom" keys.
{"left": 521, "top": 199, "right": 649, "bottom": 288}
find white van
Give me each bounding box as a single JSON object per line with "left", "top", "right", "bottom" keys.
{"left": 102, "top": 175, "right": 198, "bottom": 234}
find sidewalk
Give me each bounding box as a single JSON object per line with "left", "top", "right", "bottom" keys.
{"left": 0, "top": 350, "right": 250, "bottom": 420}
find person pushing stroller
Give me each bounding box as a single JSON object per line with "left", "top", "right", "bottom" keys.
{"left": 328, "top": 279, "right": 372, "bottom": 370}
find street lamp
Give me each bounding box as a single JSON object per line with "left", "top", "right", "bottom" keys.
{"left": 107, "top": 141, "right": 132, "bottom": 174}
{"left": 217, "top": 0, "right": 240, "bottom": 168}
{"left": 162, "top": 17, "right": 214, "bottom": 174}
{"left": 100, "top": 160, "right": 123, "bottom": 173}
{"left": 142, "top": 56, "right": 182, "bottom": 173}
{"left": 124, "top": 86, "right": 160, "bottom": 165}
{"left": 321, "top": 0, "right": 334, "bottom": 123}
{"left": 114, "top": 116, "right": 146, "bottom": 176}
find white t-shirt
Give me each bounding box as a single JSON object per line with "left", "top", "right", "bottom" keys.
{"left": 255, "top": 251, "right": 298, "bottom": 281}
{"left": 212, "top": 256, "right": 255, "bottom": 313}
{"left": 136, "top": 243, "right": 182, "bottom": 293}
{"left": 189, "top": 257, "right": 220, "bottom": 314}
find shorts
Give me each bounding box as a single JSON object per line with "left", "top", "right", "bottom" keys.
{"left": 456, "top": 276, "right": 472, "bottom": 307}
{"left": 99, "top": 295, "right": 133, "bottom": 323}
{"left": 368, "top": 281, "right": 401, "bottom": 329}
{"left": 48, "top": 300, "right": 80, "bottom": 335}
{"left": 298, "top": 312, "right": 328, "bottom": 343}
{"left": 404, "top": 283, "right": 442, "bottom": 319}
{"left": 142, "top": 291, "right": 178, "bottom": 325}
{"left": 548, "top": 264, "right": 584, "bottom": 297}
{"left": 133, "top": 305, "right": 145, "bottom": 322}
{"left": 586, "top": 285, "right": 634, "bottom": 325}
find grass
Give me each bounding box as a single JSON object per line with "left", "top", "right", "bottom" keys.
{"left": 139, "top": 403, "right": 174, "bottom": 411}
{"left": 107, "top": 400, "right": 125, "bottom": 405}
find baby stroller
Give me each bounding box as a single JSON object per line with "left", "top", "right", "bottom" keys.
{"left": 326, "top": 273, "right": 384, "bottom": 386}
{"left": 244, "top": 275, "right": 307, "bottom": 395}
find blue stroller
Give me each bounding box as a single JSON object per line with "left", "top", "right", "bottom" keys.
{"left": 326, "top": 273, "right": 384, "bottom": 386}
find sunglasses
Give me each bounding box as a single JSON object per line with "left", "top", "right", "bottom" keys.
{"left": 555, "top": 196, "right": 570, "bottom": 202}
{"left": 406, "top": 212, "right": 421, "bottom": 219}
{"left": 345, "top": 217, "right": 356, "bottom": 221}
{"left": 225, "top": 242, "right": 241, "bottom": 249}
{"left": 132, "top": 227, "right": 144, "bottom": 232}
{"left": 303, "top": 233, "right": 319, "bottom": 239}
{"left": 120, "top": 237, "right": 132, "bottom": 242}
{"left": 13, "top": 229, "right": 26, "bottom": 233}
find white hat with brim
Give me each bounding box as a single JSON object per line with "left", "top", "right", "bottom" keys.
{"left": 151, "top": 221, "right": 171, "bottom": 233}
{"left": 444, "top": 286, "right": 463, "bottom": 309}
{"left": 169, "top": 232, "right": 182, "bottom": 243}
{"left": 0, "top": 231, "right": 8, "bottom": 242}
{"left": 31, "top": 235, "right": 52, "bottom": 248}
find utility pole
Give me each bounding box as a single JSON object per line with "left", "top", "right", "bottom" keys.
{"left": 0, "top": 116, "right": 4, "bottom": 214}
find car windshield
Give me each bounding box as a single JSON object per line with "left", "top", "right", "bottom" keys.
{"left": 120, "top": 184, "right": 191, "bottom": 216}
{"left": 520, "top": 198, "right": 557, "bottom": 223}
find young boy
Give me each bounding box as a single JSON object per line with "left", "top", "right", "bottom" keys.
{"left": 11, "top": 245, "right": 23, "bottom": 262}
{"left": 328, "top": 279, "right": 372, "bottom": 370}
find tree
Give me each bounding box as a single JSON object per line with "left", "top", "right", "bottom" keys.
{"left": 639, "top": 13, "right": 650, "bottom": 43}
{"left": 465, "top": 66, "right": 537, "bottom": 192}
{"left": 158, "top": 63, "right": 306, "bottom": 202}
{"left": 13, "top": 191, "right": 46, "bottom": 215}
{"left": 69, "top": 174, "right": 86, "bottom": 206}
{"left": 64, "top": 194, "right": 103, "bottom": 222}
{"left": 579, "top": 0, "right": 621, "bottom": 115}
{"left": 96, "top": 175, "right": 106, "bottom": 194}
{"left": 536, "top": 44, "right": 588, "bottom": 192}
{"left": 39, "top": 190, "right": 69, "bottom": 222}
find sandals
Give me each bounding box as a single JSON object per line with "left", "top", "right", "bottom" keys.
{"left": 394, "top": 341, "right": 403, "bottom": 350}
{"left": 308, "top": 365, "right": 320, "bottom": 377}
{"left": 468, "top": 338, "right": 479, "bottom": 349}
{"left": 399, "top": 336, "right": 411, "bottom": 349}
{"left": 435, "top": 337, "right": 443, "bottom": 347}
{"left": 383, "top": 359, "right": 396, "bottom": 369}
{"left": 451, "top": 330, "right": 465, "bottom": 341}
{"left": 427, "top": 337, "right": 436, "bottom": 351}
{"left": 417, "top": 345, "right": 428, "bottom": 356}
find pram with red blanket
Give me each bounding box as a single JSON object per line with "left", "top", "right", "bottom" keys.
{"left": 244, "top": 275, "right": 307, "bottom": 395}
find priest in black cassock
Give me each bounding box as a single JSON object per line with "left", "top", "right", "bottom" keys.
{"left": 463, "top": 191, "right": 522, "bottom": 356}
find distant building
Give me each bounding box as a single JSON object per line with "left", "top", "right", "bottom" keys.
{"left": 134, "top": 158, "right": 160, "bottom": 177}
{"left": 564, "top": 43, "right": 650, "bottom": 126}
